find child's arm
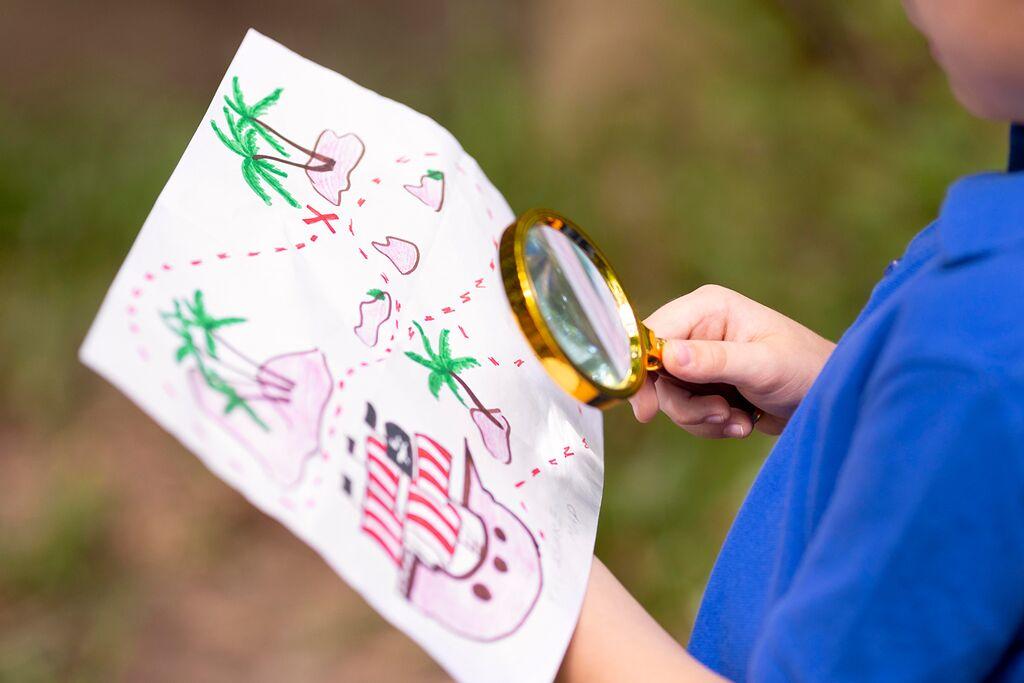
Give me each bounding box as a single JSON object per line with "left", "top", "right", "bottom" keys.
{"left": 558, "top": 557, "right": 726, "bottom": 683}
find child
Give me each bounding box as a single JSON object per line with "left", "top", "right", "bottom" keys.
{"left": 559, "top": 2, "right": 1024, "bottom": 681}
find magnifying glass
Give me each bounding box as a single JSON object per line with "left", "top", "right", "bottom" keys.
{"left": 499, "top": 208, "right": 760, "bottom": 421}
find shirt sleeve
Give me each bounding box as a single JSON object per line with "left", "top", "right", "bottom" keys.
{"left": 748, "top": 360, "right": 1024, "bottom": 682}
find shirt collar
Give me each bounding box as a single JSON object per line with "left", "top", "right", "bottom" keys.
{"left": 937, "top": 124, "right": 1024, "bottom": 264}
{"left": 1009, "top": 123, "right": 1024, "bottom": 172}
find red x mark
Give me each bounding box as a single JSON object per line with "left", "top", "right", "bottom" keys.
{"left": 303, "top": 205, "right": 339, "bottom": 234}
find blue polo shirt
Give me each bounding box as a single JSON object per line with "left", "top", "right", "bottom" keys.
{"left": 688, "top": 128, "right": 1024, "bottom": 682}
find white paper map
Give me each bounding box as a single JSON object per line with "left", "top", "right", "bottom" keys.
{"left": 79, "top": 29, "right": 603, "bottom": 682}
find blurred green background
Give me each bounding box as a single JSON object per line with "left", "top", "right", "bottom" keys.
{"left": 0, "top": 0, "right": 1007, "bottom": 680}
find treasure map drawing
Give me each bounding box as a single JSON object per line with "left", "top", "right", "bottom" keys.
{"left": 80, "top": 30, "right": 604, "bottom": 683}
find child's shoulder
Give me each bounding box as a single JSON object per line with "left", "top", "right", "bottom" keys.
{"left": 892, "top": 225, "right": 1024, "bottom": 381}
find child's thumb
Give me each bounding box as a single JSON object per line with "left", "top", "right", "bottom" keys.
{"left": 662, "top": 339, "right": 770, "bottom": 389}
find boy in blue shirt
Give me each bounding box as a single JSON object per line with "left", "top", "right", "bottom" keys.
{"left": 559, "top": 2, "right": 1024, "bottom": 681}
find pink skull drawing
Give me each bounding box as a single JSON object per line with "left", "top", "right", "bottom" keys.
{"left": 357, "top": 417, "right": 542, "bottom": 641}
{"left": 403, "top": 442, "right": 542, "bottom": 641}
{"left": 190, "top": 349, "right": 332, "bottom": 486}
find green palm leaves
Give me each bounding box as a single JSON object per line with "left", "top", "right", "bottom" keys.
{"left": 224, "top": 77, "right": 288, "bottom": 155}
{"left": 210, "top": 77, "right": 300, "bottom": 208}
{"left": 161, "top": 290, "right": 267, "bottom": 431}
{"left": 405, "top": 322, "right": 480, "bottom": 406}
{"left": 179, "top": 290, "right": 246, "bottom": 359}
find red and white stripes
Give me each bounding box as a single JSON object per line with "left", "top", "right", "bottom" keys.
{"left": 361, "top": 435, "right": 404, "bottom": 565}
{"left": 405, "top": 434, "right": 461, "bottom": 563}
{"left": 359, "top": 431, "right": 462, "bottom": 569}
{"left": 413, "top": 433, "right": 453, "bottom": 499}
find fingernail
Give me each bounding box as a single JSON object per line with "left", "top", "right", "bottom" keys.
{"left": 704, "top": 414, "right": 726, "bottom": 425}
{"left": 725, "top": 423, "right": 746, "bottom": 438}
{"left": 667, "top": 341, "right": 690, "bottom": 367}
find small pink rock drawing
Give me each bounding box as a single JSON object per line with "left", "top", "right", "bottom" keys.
{"left": 469, "top": 409, "right": 511, "bottom": 465}
{"left": 403, "top": 442, "right": 542, "bottom": 641}
{"left": 371, "top": 236, "right": 420, "bottom": 275}
{"left": 189, "top": 349, "right": 333, "bottom": 487}
{"left": 404, "top": 169, "right": 444, "bottom": 212}
{"left": 354, "top": 289, "right": 392, "bottom": 346}
{"left": 306, "top": 131, "right": 365, "bottom": 206}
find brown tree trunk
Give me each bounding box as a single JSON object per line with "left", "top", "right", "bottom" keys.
{"left": 449, "top": 372, "right": 502, "bottom": 428}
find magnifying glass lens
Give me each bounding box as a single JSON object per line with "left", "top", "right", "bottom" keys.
{"left": 523, "top": 225, "right": 633, "bottom": 389}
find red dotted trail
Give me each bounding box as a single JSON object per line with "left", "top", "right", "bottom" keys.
{"left": 121, "top": 151, "right": 596, "bottom": 535}
{"left": 125, "top": 202, "right": 366, "bottom": 355}
{"left": 512, "top": 438, "right": 593, "bottom": 490}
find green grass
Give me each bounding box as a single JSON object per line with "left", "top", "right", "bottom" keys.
{"left": 0, "top": 84, "right": 197, "bottom": 427}
{"left": 0, "top": 478, "right": 128, "bottom": 682}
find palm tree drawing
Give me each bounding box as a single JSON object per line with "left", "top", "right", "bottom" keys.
{"left": 210, "top": 77, "right": 337, "bottom": 208}
{"left": 162, "top": 290, "right": 297, "bottom": 431}
{"left": 405, "top": 322, "right": 513, "bottom": 464}
{"left": 162, "top": 290, "right": 334, "bottom": 487}
{"left": 178, "top": 289, "right": 246, "bottom": 361}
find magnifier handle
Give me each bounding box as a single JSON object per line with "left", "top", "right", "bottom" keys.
{"left": 654, "top": 371, "right": 760, "bottom": 417}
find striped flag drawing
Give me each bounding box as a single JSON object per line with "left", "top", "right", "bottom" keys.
{"left": 361, "top": 434, "right": 404, "bottom": 565}
{"left": 405, "top": 433, "right": 461, "bottom": 565}
{"left": 414, "top": 433, "right": 453, "bottom": 499}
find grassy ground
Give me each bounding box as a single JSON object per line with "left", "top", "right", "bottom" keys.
{"left": 0, "top": 0, "right": 1006, "bottom": 679}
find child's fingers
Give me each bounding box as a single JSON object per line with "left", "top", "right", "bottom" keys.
{"left": 721, "top": 407, "right": 754, "bottom": 439}
{"left": 683, "top": 407, "right": 757, "bottom": 440}
{"left": 655, "top": 379, "right": 756, "bottom": 439}
{"left": 632, "top": 369, "right": 769, "bottom": 439}
{"left": 755, "top": 413, "right": 787, "bottom": 436}
{"left": 653, "top": 378, "right": 732, "bottom": 431}
{"left": 629, "top": 376, "right": 660, "bottom": 423}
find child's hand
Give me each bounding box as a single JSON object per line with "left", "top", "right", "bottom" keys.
{"left": 629, "top": 285, "right": 835, "bottom": 438}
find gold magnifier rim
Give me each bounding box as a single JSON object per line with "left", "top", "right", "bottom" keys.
{"left": 498, "top": 208, "right": 648, "bottom": 408}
